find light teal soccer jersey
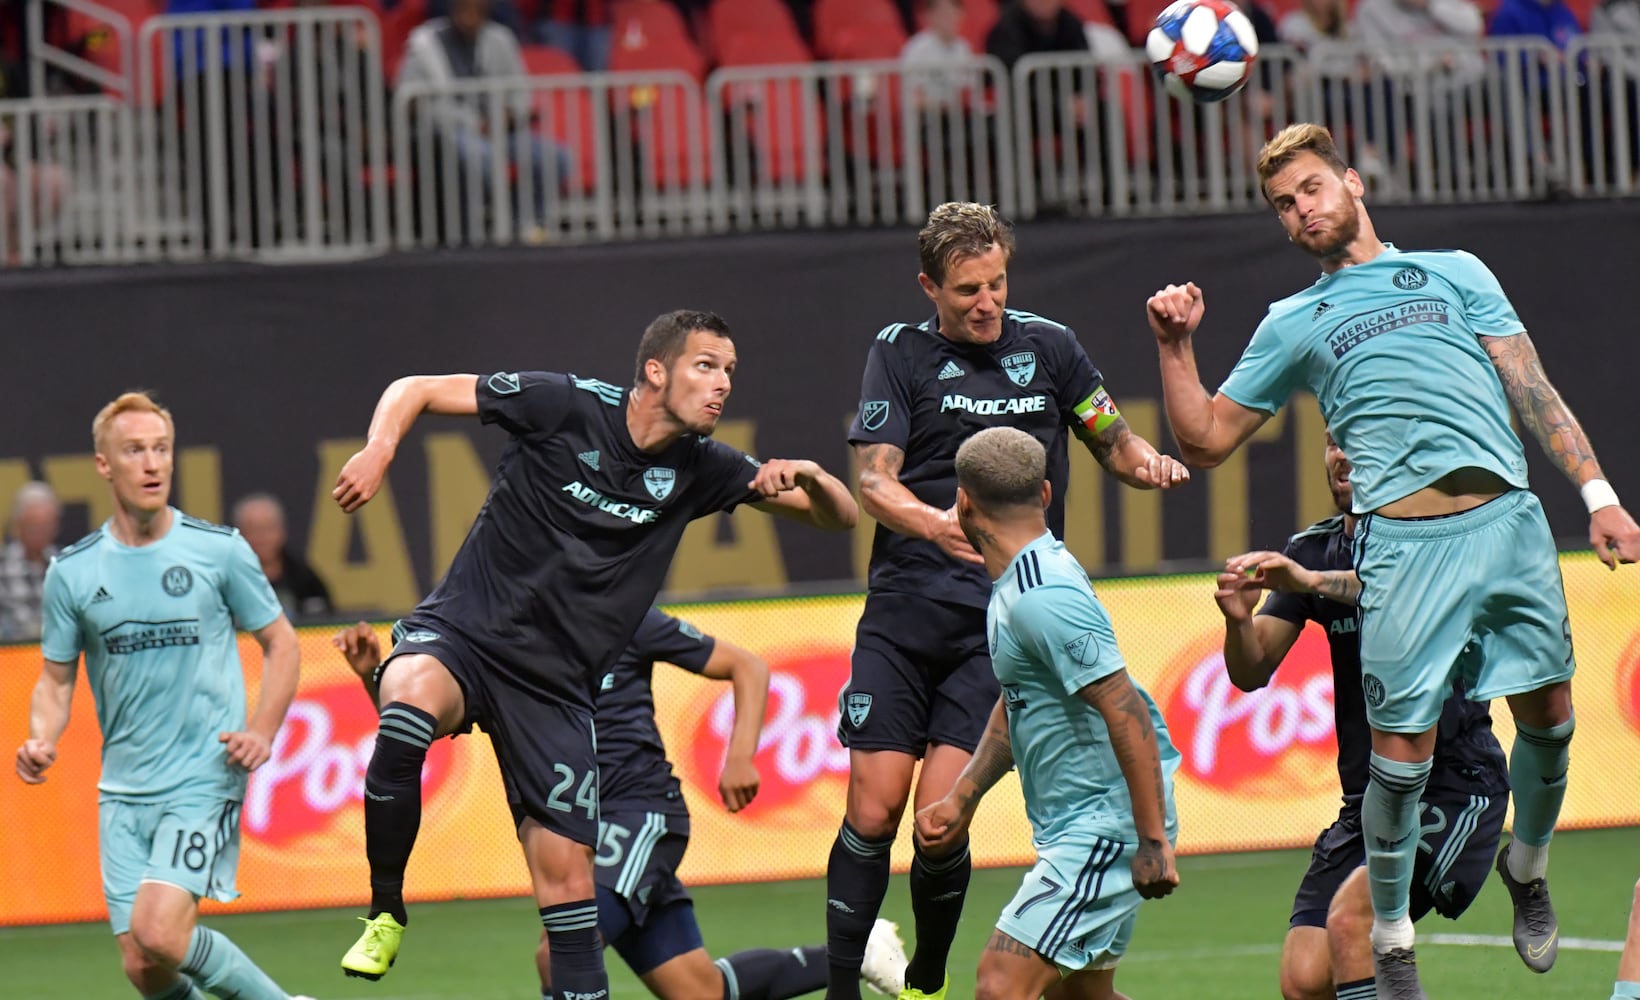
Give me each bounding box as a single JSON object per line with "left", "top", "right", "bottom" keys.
{"left": 41, "top": 509, "right": 283, "bottom": 802}
{"left": 987, "top": 532, "right": 1180, "bottom": 849}
{"left": 1218, "top": 245, "right": 1530, "bottom": 512}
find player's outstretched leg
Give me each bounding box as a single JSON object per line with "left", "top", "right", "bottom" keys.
{"left": 827, "top": 750, "right": 914, "bottom": 1000}
{"left": 1611, "top": 878, "right": 1640, "bottom": 1000}
{"left": 1361, "top": 748, "right": 1432, "bottom": 1000}
{"left": 343, "top": 653, "right": 464, "bottom": 980}
{"left": 130, "top": 884, "right": 297, "bottom": 1000}
{"left": 1497, "top": 687, "right": 1574, "bottom": 973}
{"left": 523, "top": 820, "right": 608, "bottom": 1000}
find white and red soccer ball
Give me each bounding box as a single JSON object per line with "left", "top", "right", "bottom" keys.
{"left": 1146, "top": 0, "right": 1261, "bottom": 104}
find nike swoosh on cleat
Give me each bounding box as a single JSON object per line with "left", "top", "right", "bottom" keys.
{"left": 1527, "top": 933, "right": 1558, "bottom": 960}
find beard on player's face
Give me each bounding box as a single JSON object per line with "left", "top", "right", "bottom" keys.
{"left": 1292, "top": 195, "right": 1360, "bottom": 259}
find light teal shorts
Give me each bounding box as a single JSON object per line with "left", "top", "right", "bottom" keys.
{"left": 995, "top": 834, "right": 1141, "bottom": 973}
{"left": 99, "top": 796, "right": 242, "bottom": 934}
{"left": 1355, "top": 489, "right": 1574, "bottom": 734}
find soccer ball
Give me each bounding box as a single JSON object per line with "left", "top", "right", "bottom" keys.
{"left": 1146, "top": 0, "right": 1260, "bottom": 104}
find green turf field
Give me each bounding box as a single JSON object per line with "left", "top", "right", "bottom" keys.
{"left": 4, "top": 826, "right": 1633, "bottom": 999}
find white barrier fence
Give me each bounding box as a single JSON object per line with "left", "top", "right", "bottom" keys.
{"left": 9, "top": 0, "right": 1640, "bottom": 266}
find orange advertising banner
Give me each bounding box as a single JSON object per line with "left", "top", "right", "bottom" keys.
{"left": 3, "top": 555, "right": 1636, "bottom": 927}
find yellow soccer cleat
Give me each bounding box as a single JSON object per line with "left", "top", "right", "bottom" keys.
{"left": 341, "top": 913, "right": 406, "bottom": 980}
{"left": 898, "top": 976, "right": 948, "bottom": 1000}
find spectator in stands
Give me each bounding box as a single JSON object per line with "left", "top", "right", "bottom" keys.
{"left": 233, "top": 493, "right": 333, "bottom": 622}
{"left": 1353, "top": 0, "right": 1486, "bottom": 79}
{"left": 398, "top": 0, "right": 561, "bottom": 240}
{"left": 903, "top": 0, "right": 977, "bottom": 107}
{"left": 427, "top": 0, "right": 526, "bottom": 39}
{"left": 540, "top": 0, "right": 613, "bottom": 71}
{"left": 1488, "top": 0, "right": 1583, "bottom": 49}
{"left": 1279, "top": 0, "right": 1354, "bottom": 65}
{"left": 0, "top": 482, "right": 61, "bottom": 642}
{"left": 1593, "top": 0, "right": 1640, "bottom": 31}
{"left": 1234, "top": 0, "right": 1282, "bottom": 45}
{"left": 986, "top": 0, "right": 1088, "bottom": 68}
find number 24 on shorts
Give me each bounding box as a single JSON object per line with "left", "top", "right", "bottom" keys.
{"left": 547, "top": 763, "right": 596, "bottom": 818}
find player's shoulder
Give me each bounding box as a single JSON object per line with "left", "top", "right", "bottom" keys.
{"left": 866, "top": 320, "right": 937, "bottom": 362}
{"left": 691, "top": 433, "right": 760, "bottom": 472}
{"left": 1008, "top": 544, "right": 1093, "bottom": 609}
{"left": 1003, "top": 308, "right": 1075, "bottom": 339}
{"left": 177, "top": 511, "right": 237, "bottom": 537}
{"left": 1284, "top": 515, "right": 1347, "bottom": 558}
{"left": 53, "top": 528, "right": 105, "bottom": 564}
{"left": 563, "top": 372, "right": 626, "bottom": 408}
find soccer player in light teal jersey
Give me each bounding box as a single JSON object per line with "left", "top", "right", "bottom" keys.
{"left": 916, "top": 427, "right": 1179, "bottom": 1000}
{"left": 14, "top": 392, "right": 307, "bottom": 1000}
{"left": 1145, "top": 123, "right": 1640, "bottom": 999}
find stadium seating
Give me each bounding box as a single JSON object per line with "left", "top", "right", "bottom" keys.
{"left": 716, "top": 32, "right": 816, "bottom": 184}
{"left": 520, "top": 44, "right": 600, "bottom": 193}
{"left": 609, "top": 2, "right": 709, "bottom": 79}
{"left": 706, "top": 0, "right": 807, "bottom": 61}
{"left": 812, "top": 0, "right": 906, "bottom": 59}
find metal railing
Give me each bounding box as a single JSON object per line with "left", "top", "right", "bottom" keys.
{"left": 0, "top": 96, "right": 133, "bottom": 266}
{"left": 391, "top": 69, "right": 709, "bottom": 246}
{"left": 705, "top": 57, "right": 1015, "bottom": 231}
{"left": 8, "top": 4, "right": 1639, "bottom": 267}
{"left": 134, "top": 7, "right": 390, "bottom": 260}
{"left": 1014, "top": 38, "right": 1570, "bottom": 218}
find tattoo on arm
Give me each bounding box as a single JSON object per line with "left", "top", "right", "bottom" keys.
{"left": 1314, "top": 570, "right": 1361, "bottom": 606}
{"left": 1082, "top": 671, "right": 1167, "bottom": 835}
{"left": 1482, "top": 333, "right": 1604, "bottom": 486}
{"left": 1083, "top": 416, "right": 1134, "bottom": 473}
{"left": 957, "top": 706, "right": 1014, "bottom": 807}
{"left": 855, "top": 442, "right": 905, "bottom": 495}
{"left": 984, "top": 929, "right": 1042, "bottom": 959}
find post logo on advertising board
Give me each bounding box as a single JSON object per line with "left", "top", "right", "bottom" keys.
{"left": 244, "top": 683, "right": 457, "bottom": 845}
{"left": 686, "top": 650, "right": 852, "bottom": 818}
{"left": 1159, "top": 627, "right": 1339, "bottom": 795}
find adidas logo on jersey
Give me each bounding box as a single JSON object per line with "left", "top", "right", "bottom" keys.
{"left": 91, "top": 586, "right": 112, "bottom": 603}
{"left": 937, "top": 360, "right": 966, "bottom": 380}
{"left": 578, "top": 450, "right": 601, "bottom": 471}
{"left": 1313, "top": 301, "right": 1333, "bottom": 321}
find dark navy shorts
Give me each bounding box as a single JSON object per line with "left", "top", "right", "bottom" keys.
{"left": 385, "top": 616, "right": 600, "bottom": 848}
{"left": 592, "top": 806, "right": 700, "bottom": 975}
{"left": 1290, "top": 789, "right": 1507, "bottom": 929}
{"left": 836, "top": 592, "right": 1000, "bottom": 756}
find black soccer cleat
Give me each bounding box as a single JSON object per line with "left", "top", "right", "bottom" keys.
{"left": 1495, "top": 840, "right": 1559, "bottom": 973}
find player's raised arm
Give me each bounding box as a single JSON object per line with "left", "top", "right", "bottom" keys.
{"left": 914, "top": 697, "right": 1013, "bottom": 851}
{"left": 1480, "top": 332, "right": 1640, "bottom": 569}
{"left": 221, "top": 614, "right": 300, "bottom": 772}
{"left": 1074, "top": 409, "right": 1190, "bottom": 491}
{"left": 1075, "top": 669, "right": 1178, "bottom": 899}
{"left": 855, "top": 442, "right": 983, "bottom": 566}
{"left": 334, "top": 374, "right": 481, "bottom": 512}
{"left": 1147, "top": 283, "right": 1272, "bottom": 468}
{"left": 698, "top": 638, "right": 769, "bottom": 812}
{"left": 16, "top": 658, "right": 76, "bottom": 784}
{"left": 748, "top": 458, "right": 859, "bottom": 531}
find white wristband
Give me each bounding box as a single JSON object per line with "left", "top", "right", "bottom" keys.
{"left": 1581, "top": 479, "right": 1620, "bottom": 514}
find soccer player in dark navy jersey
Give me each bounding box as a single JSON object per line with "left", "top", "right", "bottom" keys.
{"left": 1214, "top": 436, "right": 1510, "bottom": 1000}
{"left": 333, "top": 614, "right": 906, "bottom": 1000}
{"left": 328, "top": 310, "right": 858, "bottom": 998}
{"left": 827, "top": 203, "right": 1191, "bottom": 1000}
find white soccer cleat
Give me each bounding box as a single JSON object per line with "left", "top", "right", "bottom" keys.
{"left": 861, "top": 917, "right": 909, "bottom": 996}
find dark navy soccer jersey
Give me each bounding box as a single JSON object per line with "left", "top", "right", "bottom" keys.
{"left": 1259, "top": 516, "right": 1510, "bottom": 809}
{"left": 595, "top": 607, "right": 716, "bottom": 814}
{"left": 848, "top": 309, "right": 1106, "bottom": 608}
{"left": 413, "top": 371, "right": 760, "bottom": 713}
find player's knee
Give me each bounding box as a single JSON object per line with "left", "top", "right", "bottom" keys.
{"left": 1326, "top": 872, "right": 1373, "bottom": 942}
{"left": 1278, "top": 964, "right": 1331, "bottom": 1000}
{"left": 117, "top": 934, "right": 174, "bottom": 992}
{"left": 974, "top": 963, "right": 1027, "bottom": 1000}
{"left": 127, "top": 914, "right": 189, "bottom": 967}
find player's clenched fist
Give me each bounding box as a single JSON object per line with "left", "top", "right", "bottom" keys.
{"left": 717, "top": 756, "right": 761, "bottom": 813}
{"left": 913, "top": 796, "right": 971, "bottom": 852}
{"left": 1591, "top": 504, "right": 1640, "bottom": 570}
{"left": 1146, "top": 282, "right": 1205, "bottom": 344}
{"left": 747, "top": 458, "right": 821, "bottom": 498}
{"left": 333, "top": 442, "right": 393, "bottom": 512}
{"left": 1132, "top": 838, "right": 1180, "bottom": 900}
{"left": 15, "top": 738, "right": 57, "bottom": 784}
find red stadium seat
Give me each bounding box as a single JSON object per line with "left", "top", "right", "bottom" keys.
{"left": 715, "top": 24, "right": 813, "bottom": 66}
{"left": 706, "top": 0, "right": 806, "bottom": 60}
{"left": 518, "top": 46, "right": 601, "bottom": 193}
{"left": 610, "top": 0, "right": 696, "bottom": 45}
{"left": 716, "top": 33, "right": 815, "bottom": 183}
{"left": 610, "top": 15, "right": 709, "bottom": 78}
{"left": 1122, "top": 0, "right": 1173, "bottom": 45}
{"left": 827, "top": 23, "right": 908, "bottom": 61}
{"left": 813, "top": 0, "right": 905, "bottom": 58}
